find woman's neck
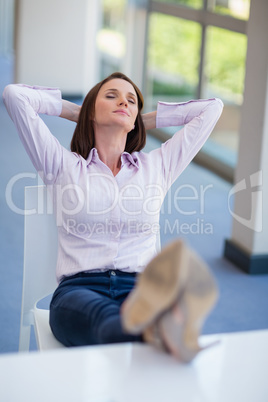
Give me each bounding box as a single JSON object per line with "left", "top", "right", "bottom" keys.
{"left": 94, "top": 129, "right": 127, "bottom": 176}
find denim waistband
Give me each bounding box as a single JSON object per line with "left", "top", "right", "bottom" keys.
{"left": 60, "top": 269, "right": 137, "bottom": 284}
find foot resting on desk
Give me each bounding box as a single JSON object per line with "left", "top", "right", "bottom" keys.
{"left": 121, "top": 239, "right": 218, "bottom": 363}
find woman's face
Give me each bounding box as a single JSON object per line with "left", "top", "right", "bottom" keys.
{"left": 94, "top": 78, "right": 138, "bottom": 134}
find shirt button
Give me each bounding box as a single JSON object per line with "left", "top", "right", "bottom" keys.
{"left": 111, "top": 270, "right": 116, "bottom": 276}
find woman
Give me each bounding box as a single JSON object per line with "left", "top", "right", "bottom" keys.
{"left": 3, "top": 72, "right": 223, "bottom": 362}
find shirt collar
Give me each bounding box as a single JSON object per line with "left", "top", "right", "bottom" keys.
{"left": 86, "top": 148, "right": 98, "bottom": 165}
{"left": 86, "top": 148, "right": 140, "bottom": 169}
{"left": 121, "top": 152, "right": 140, "bottom": 169}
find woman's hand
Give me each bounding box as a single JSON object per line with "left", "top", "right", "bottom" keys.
{"left": 142, "top": 111, "right": 157, "bottom": 131}
{"left": 60, "top": 100, "right": 81, "bottom": 123}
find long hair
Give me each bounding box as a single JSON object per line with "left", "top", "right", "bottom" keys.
{"left": 70, "top": 72, "right": 146, "bottom": 159}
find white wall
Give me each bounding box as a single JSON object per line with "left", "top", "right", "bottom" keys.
{"left": 230, "top": 0, "right": 268, "bottom": 255}
{"left": 15, "top": 0, "right": 100, "bottom": 95}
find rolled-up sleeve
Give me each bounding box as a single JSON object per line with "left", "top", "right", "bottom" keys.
{"left": 153, "top": 98, "right": 223, "bottom": 187}
{"left": 3, "top": 84, "right": 64, "bottom": 183}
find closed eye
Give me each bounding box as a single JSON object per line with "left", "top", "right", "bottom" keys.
{"left": 104, "top": 88, "right": 137, "bottom": 105}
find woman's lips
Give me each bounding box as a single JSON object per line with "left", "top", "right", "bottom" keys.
{"left": 113, "top": 109, "right": 129, "bottom": 116}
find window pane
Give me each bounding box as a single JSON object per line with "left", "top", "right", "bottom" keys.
{"left": 146, "top": 13, "right": 201, "bottom": 109}
{"left": 203, "top": 26, "right": 247, "bottom": 157}
{"left": 208, "top": 0, "right": 250, "bottom": 20}
{"left": 98, "top": 0, "right": 126, "bottom": 78}
{"left": 156, "top": 0, "right": 203, "bottom": 9}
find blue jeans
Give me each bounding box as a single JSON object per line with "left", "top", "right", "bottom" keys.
{"left": 49, "top": 270, "right": 143, "bottom": 347}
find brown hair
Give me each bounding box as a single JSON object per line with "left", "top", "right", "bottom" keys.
{"left": 70, "top": 72, "right": 146, "bottom": 159}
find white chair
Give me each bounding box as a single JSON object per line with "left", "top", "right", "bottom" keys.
{"left": 19, "top": 185, "right": 65, "bottom": 351}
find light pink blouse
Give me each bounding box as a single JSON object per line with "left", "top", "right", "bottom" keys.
{"left": 3, "top": 84, "right": 223, "bottom": 282}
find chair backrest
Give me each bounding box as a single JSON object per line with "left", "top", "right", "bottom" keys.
{"left": 19, "top": 185, "right": 58, "bottom": 350}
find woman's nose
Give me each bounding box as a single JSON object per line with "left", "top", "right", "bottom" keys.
{"left": 118, "top": 97, "right": 128, "bottom": 107}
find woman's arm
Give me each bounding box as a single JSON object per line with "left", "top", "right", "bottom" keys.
{"left": 142, "top": 111, "right": 157, "bottom": 131}
{"left": 60, "top": 100, "right": 81, "bottom": 123}
{"left": 3, "top": 84, "right": 65, "bottom": 183}
{"left": 150, "top": 98, "right": 223, "bottom": 186}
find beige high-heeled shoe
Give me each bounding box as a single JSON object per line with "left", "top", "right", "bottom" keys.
{"left": 121, "top": 239, "right": 218, "bottom": 363}
{"left": 158, "top": 250, "right": 219, "bottom": 362}
{"left": 121, "top": 239, "right": 190, "bottom": 334}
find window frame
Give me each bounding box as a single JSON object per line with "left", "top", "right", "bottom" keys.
{"left": 144, "top": 0, "right": 249, "bottom": 182}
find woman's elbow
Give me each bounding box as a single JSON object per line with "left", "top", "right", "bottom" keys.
{"left": 214, "top": 98, "right": 224, "bottom": 116}
{"left": 2, "top": 84, "right": 18, "bottom": 105}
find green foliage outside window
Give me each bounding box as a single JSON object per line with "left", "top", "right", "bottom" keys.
{"left": 148, "top": 13, "right": 247, "bottom": 101}
{"left": 100, "top": 0, "right": 248, "bottom": 102}
{"left": 156, "top": 0, "right": 202, "bottom": 8}
{"left": 148, "top": 13, "right": 201, "bottom": 98}
{"left": 205, "top": 27, "right": 247, "bottom": 100}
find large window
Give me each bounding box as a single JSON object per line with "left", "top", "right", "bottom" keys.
{"left": 146, "top": 0, "right": 250, "bottom": 180}
{"left": 203, "top": 26, "right": 247, "bottom": 153}
{"left": 98, "top": 0, "right": 250, "bottom": 180}
{"left": 146, "top": 13, "right": 201, "bottom": 108}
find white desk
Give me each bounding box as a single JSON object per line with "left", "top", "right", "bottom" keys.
{"left": 0, "top": 330, "right": 267, "bottom": 402}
